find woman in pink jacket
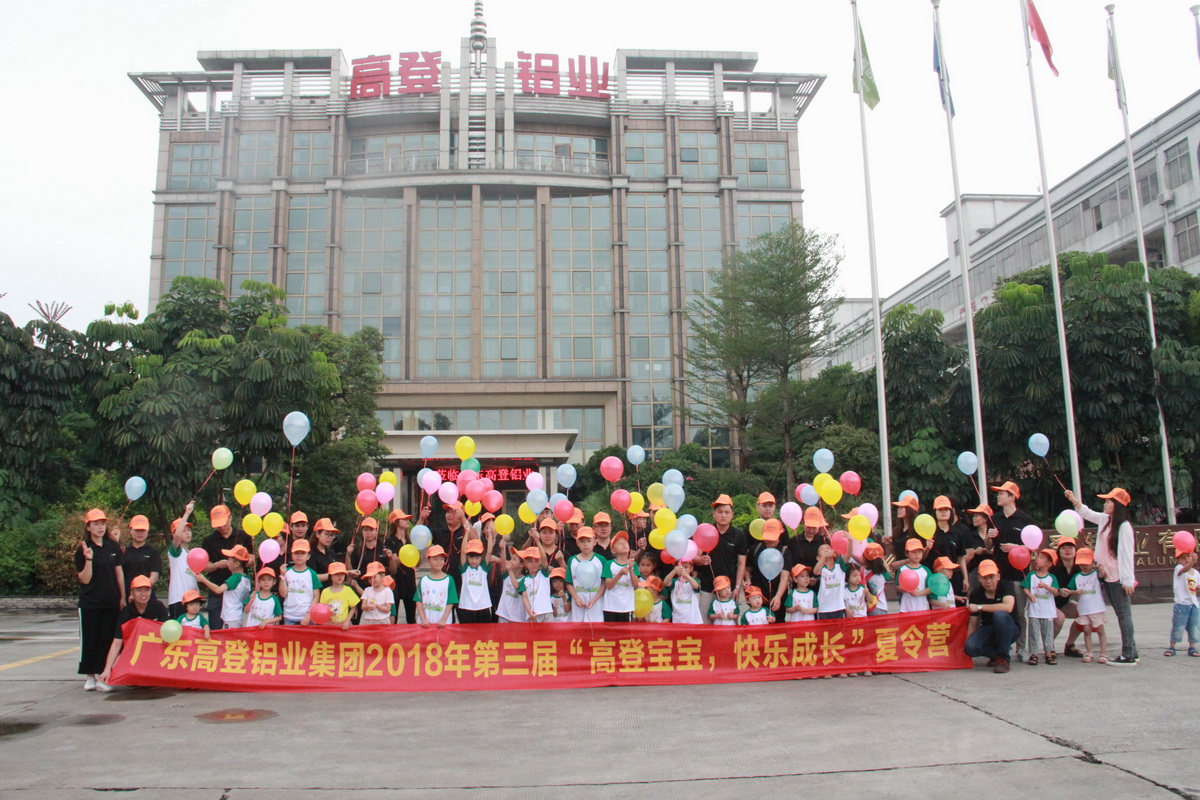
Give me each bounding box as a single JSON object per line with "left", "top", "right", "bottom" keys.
{"left": 1065, "top": 487, "right": 1138, "bottom": 665}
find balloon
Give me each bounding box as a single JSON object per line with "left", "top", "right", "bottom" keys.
{"left": 898, "top": 569, "right": 920, "bottom": 594}
{"left": 1065, "top": 509, "right": 1084, "bottom": 534}
{"left": 858, "top": 502, "right": 880, "bottom": 528}
{"left": 574, "top": 559, "right": 602, "bottom": 590}
{"left": 1028, "top": 433, "right": 1050, "bottom": 458}
{"left": 233, "top": 479, "right": 256, "bottom": 507}
{"left": 1008, "top": 546, "right": 1031, "bottom": 570}
{"left": 554, "top": 499, "right": 575, "bottom": 523}
{"left": 186, "top": 547, "right": 209, "bottom": 574}
{"left": 419, "top": 470, "right": 442, "bottom": 495}
{"left": 258, "top": 538, "right": 280, "bottom": 564}
{"left": 839, "top": 471, "right": 862, "bottom": 496}
{"left": 354, "top": 489, "right": 378, "bottom": 515}
{"left": 799, "top": 484, "right": 820, "bottom": 506}
{"left": 518, "top": 503, "right": 536, "bottom": 524}
{"left": 461, "top": 457, "right": 481, "bottom": 473}
{"left": 456, "top": 469, "right": 478, "bottom": 493}
{"left": 434, "top": 482, "right": 456, "bottom": 505}
{"left": 556, "top": 463, "right": 577, "bottom": 489}
{"left": 648, "top": 528, "right": 666, "bottom": 550}
{"left": 455, "top": 435, "right": 476, "bottom": 461}
{"left": 379, "top": 471, "right": 398, "bottom": 486}
{"left": 1054, "top": 510, "right": 1081, "bottom": 537}
{"left": 780, "top": 502, "right": 803, "bottom": 530}
{"left": 956, "top": 451, "right": 979, "bottom": 475}
{"left": 465, "top": 480, "right": 486, "bottom": 503}
{"left": 211, "top": 447, "right": 233, "bottom": 470}
{"left": 600, "top": 456, "right": 624, "bottom": 482}
{"left": 694, "top": 523, "right": 719, "bottom": 553}
{"left": 309, "top": 603, "right": 332, "bottom": 624}
{"left": 757, "top": 549, "right": 784, "bottom": 581}
{"left": 628, "top": 492, "right": 646, "bottom": 515}
{"left": 610, "top": 489, "right": 632, "bottom": 513}
{"left": 848, "top": 514, "right": 871, "bottom": 541}
{"left": 483, "top": 490, "right": 504, "bottom": 513}
{"left": 627, "top": 445, "right": 646, "bottom": 466}
{"left": 375, "top": 482, "right": 395, "bottom": 504}
{"left": 1173, "top": 531, "right": 1196, "bottom": 554}
{"left": 419, "top": 435, "right": 439, "bottom": 459}
{"left": 357, "top": 472, "right": 377, "bottom": 492}
{"left": 160, "top": 620, "right": 183, "bottom": 644}
{"left": 646, "top": 483, "right": 665, "bottom": 505}
{"left": 914, "top": 513, "right": 936, "bottom": 540}
{"left": 813, "top": 448, "right": 835, "bottom": 473}
{"left": 634, "top": 588, "right": 653, "bottom": 618}
{"left": 124, "top": 476, "right": 146, "bottom": 503}
{"left": 282, "top": 411, "right": 311, "bottom": 447}
{"left": 683, "top": 540, "right": 699, "bottom": 562}
{"left": 1020, "top": 525, "right": 1043, "bottom": 550}
{"left": 813, "top": 473, "right": 834, "bottom": 490}
{"left": 464, "top": 501, "right": 482, "bottom": 517}
{"left": 851, "top": 537, "right": 867, "bottom": 562}
{"left": 663, "top": 484, "right": 685, "bottom": 513}
{"left": 664, "top": 530, "right": 688, "bottom": 560}
{"left": 675, "top": 514, "right": 698, "bottom": 538}
{"left": 662, "top": 469, "right": 684, "bottom": 486}
{"left": 263, "top": 512, "right": 284, "bottom": 537}
{"left": 928, "top": 573, "right": 951, "bottom": 597}
{"left": 654, "top": 508, "right": 677, "bottom": 532}
{"left": 248, "top": 492, "right": 270, "bottom": 517}
{"left": 660, "top": 548, "right": 677, "bottom": 565}
{"left": 410, "top": 525, "right": 432, "bottom": 550}
{"left": 525, "top": 471, "right": 545, "bottom": 492}
{"left": 416, "top": 467, "right": 432, "bottom": 486}
{"left": 398, "top": 544, "right": 420, "bottom": 568}
{"left": 479, "top": 477, "right": 494, "bottom": 493}
{"left": 794, "top": 483, "right": 808, "bottom": 503}
{"left": 527, "top": 490, "right": 548, "bottom": 514}
{"left": 749, "top": 519, "right": 765, "bottom": 541}
{"left": 242, "top": 513, "right": 263, "bottom": 536}
{"left": 549, "top": 492, "right": 567, "bottom": 510}
{"left": 818, "top": 481, "right": 843, "bottom": 506}
{"left": 495, "top": 514, "right": 515, "bottom": 536}
{"left": 831, "top": 532, "right": 849, "bottom": 556}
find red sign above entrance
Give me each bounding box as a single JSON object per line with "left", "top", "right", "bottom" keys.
{"left": 436, "top": 466, "right": 535, "bottom": 483}
{"left": 349, "top": 51, "right": 612, "bottom": 100}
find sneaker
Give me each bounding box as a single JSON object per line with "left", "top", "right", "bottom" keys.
{"left": 993, "top": 658, "right": 1010, "bottom": 674}
{"left": 95, "top": 679, "right": 114, "bottom": 693}
{"left": 83, "top": 676, "right": 96, "bottom": 691}
{"left": 1108, "top": 655, "right": 1139, "bottom": 665}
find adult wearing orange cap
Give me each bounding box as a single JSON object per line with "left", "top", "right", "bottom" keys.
{"left": 925, "top": 496, "right": 970, "bottom": 594}
{"left": 308, "top": 518, "right": 340, "bottom": 587}
{"left": 384, "top": 509, "right": 417, "bottom": 624}
{"left": 98, "top": 575, "right": 169, "bottom": 690}
{"left": 698, "top": 494, "right": 745, "bottom": 616}
{"left": 783, "top": 506, "right": 831, "bottom": 577}
{"left": 122, "top": 514, "right": 162, "bottom": 601}
{"left": 199, "top": 504, "right": 254, "bottom": 629}
{"left": 1065, "top": 487, "right": 1139, "bottom": 664}
{"left": 886, "top": 494, "right": 919, "bottom": 560}
{"left": 989, "top": 480, "right": 1038, "bottom": 660}
{"left": 964, "top": 559, "right": 1018, "bottom": 673}
{"left": 76, "top": 508, "right": 125, "bottom": 692}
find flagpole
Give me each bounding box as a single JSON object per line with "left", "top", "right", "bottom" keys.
{"left": 851, "top": 0, "right": 893, "bottom": 542}
{"left": 1192, "top": 6, "right": 1200, "bottom": 63}
{"left": 1018, "top": 0, "right": 1081, "bottom": 501}
{"left": 932, "top": 0, "right": 988, "bottom": 502}
{"left": 1106, "top": 4, "right": 1177, "bottom": 524}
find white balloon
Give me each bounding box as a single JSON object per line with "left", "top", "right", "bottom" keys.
{"left": 527, "top": 489, "right": 548, "bottom": 514}
{"left": 574, "top": 559, "right": 601, "bottom": 590}
{"left": 663, "top": 483, "right": 685, "bottom": 513}
{"left": 757, "top": 549, "right": 784, "bottom": 581}
{"left": 676, "top": 514, "right": 698, "bottom": 538}
{"left": 662, "top": 469, "right": 684, "bottom": 486}
{"left": 665, "top": 529, "right": 689, "bottom": 559}
{"left": 410, "top": 525, "right": 432, "bottom": 550}
{"left": 556, "top": 463, "right": 577, "bottom": 489}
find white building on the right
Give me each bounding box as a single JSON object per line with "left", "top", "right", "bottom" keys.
{"left": 820, "top": 89, "right": 1200, "bottom": 373}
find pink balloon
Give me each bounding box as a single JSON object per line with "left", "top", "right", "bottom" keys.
{"left": 308, "top": 603, "right": 331, "bottom": 624}
{"left": 420, "top": 471, "right": 442, "bottom": 495}
{"left": 779, "top": 502, "right": 803, "bottom": 530}
{"left": 479, "top": 477, "right": 494, "bottom": 493}
{"left": 438, "top": 482, "right": 459, "bottom": 505}
{"left": 465, "top": 480, "right": 487, "bottom": 503}
{"left": 851, "top": 537, "right": 866, "bottom": 561}
{"left": 839, "top": 471, "right": 862, "bottom": 496}
{"left": 858, "top": 502, "right": 880, "bottom": 528}
{"left": 599, "top": 456, "right": 624, "bottom": 483}
{"left": 186, "top": 547, "right": 209, "bottom": 574}
{"left": 258, "top": 538, "right": 280, "bottom": 564}
{"left": 483, "top": 490, "right": 504, "bottom": 513}
{"left": 693, "top": 523, "right": 719, "bottom": 553}
{"left": 831, "top": 531, "right": 849, "bottom": 556}
{"left": 456, "top": 469, "right": 478, "bottom": 493}
{"left": 249, "top": 492, "right": 272, "bottom": 517}
{"left": 356, "top": 472, "right": 376, "bottom": 492}
{"left": 1066, "top": 509, "right": 1084, "bottom": 533}
{"left": 356, "top": 489, "right": 379, "bottom": 514}
{"left": 898, "top": 569, "right": 920, "bottom": 593}
{"left": 683, "top": 540, "right": 699, "bottom": 562}
{"left": 795, "top": 483, "right": 810, "bottom": 503}
{"left": 525, "top": 472, "right": 545, "bottom": 492}
{"left": 554, "top": 499, "right": 575, "bottom": 523}
{"left": 1008, "top": 546, "right": 1031, "bottom": 570}
{"left": 1173, "top": 530, "right": 1196, "bottom": 554}
{"left": 610, "top": 489, "right": 631, "bottom": 513}
{"left": 375, "top": 482, "right": 395, "bottom": 504}
{"left": 1020, "top": 524, "right": 1043, "bottom": 550}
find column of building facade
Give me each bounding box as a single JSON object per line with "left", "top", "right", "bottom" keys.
{"left": 610, "top": 109, "right": 631, "bottom": 439}
{"left": 402, "top": 186, "right": 420, "bottom": 381}
{"left": 663, "top": 60, "right": 688, "bottom": 453}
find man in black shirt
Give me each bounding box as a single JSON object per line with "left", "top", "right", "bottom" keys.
{"left": 964, "top": 560, "right": 1017, "bottom": 673}
{"left": 122, "top": 515, "right": 163, "bottom": 601}
{"left": 199, "top": 505, "right": 253, "bottom": 630}
{"left": 989, "top": 480, "right": 1037, "bottom": 658}
{"left": 98, "top": 575, "right": 170, "bottom": 688}
{"left": 782, "top": 506, "right": 831, "bottom": 577}
{"left": 695, "top": 494, "right": 744, "bottom": 614}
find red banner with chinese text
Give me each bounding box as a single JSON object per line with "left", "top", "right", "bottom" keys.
{"left": 110, "top": 609, "right": 971, "bottom": 693}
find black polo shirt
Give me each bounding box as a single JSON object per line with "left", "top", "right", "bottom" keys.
{"left": 993, "top": 508, "right": 1037, "bottom": 583}
{"left": 200, "top": 530, "right": 254, "bottom": 585}
{"left": 114, "top": 598, "right": 170, "bottom": 638}
{"left": 700, "top": 526, "right": 745, "bottom": 593}
{"left": 308, "top": 543, "right": 339, "bottom": 587}
{"left": 785, "top": 532, "right": 829, "bottom": 572}
{"left": 383, "top": 534, "right": 417, "bottom": 601}
{"left": 968, "top": 582, "right": 1016, "bottom": 627}
{"left": 348, "top": 539, "right": 387, "bottom": 591}
{"left": 923, "top": 525, "right": 967, "bottom": 569}
{"left": 75, "top": 538, "right": 124, "bottom": 610}
{"left": 122, "top": 543, "right": 163, "bottom": 595}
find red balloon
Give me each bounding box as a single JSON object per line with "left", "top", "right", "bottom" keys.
{"left": 693, "top": 523, "right": 719, "bottom": 553}
{"left": 356, "top": 472, "right": 376, "bottom": 492}
{"left": 599, "top": 456, "right": 624, "bottom": 483}
{"left": 1173, "top": 530, "right": 1196, "bottom": 554}
{"left": 186, "top": 547, "right": 209, "bottom": 574}
{"left": 610, "top": 489, "right": 632, "bottom": 513}
{"left": 483, "top": 490, "right": 504, "bottom": 513}
{"left": 554, "top": 499, "right": 575, "bottom": 523}
{"left": 465, "top": 480, "right": 487, "bottom": 503}
{"left": 356, "top": 489, "right": 379, "bottom": 515}
{"left": 838, "top": 470, "right": 862, "bottom": 496}
{"left": 898, "top": 569, "right": 920, "bottom": 593}
{"left": 479, "top": 477, "right": 494, "bottom": 494}
{"left": 308, "top": 603, "right": 332, "bottom": 624}
{"left": 660, "top": 549, "right": 677, "bottom": 565}
{"left": 831, "top": 531, "right": 849, "bottom": 556}
{"left": 1008, "top": 546, "right": 1031, "bottom": 571}
{"left": 456, "top": 469, "right": 478, "bottom": 493}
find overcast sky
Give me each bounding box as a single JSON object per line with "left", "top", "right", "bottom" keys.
{"left": 0, "top": 0, "right": 1195, "bottom": 329}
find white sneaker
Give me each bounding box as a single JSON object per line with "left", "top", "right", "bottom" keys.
{"left": 95, "top": 679, "right": 114, "bottom": 693}
{"left": 83, "top": 676, "right": 96, "bottom": 691}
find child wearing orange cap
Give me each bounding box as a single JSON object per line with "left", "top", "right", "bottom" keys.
{"left": 861, "top": 542, "right": 890, "bottom": 616}
{"left": 195, "top": 545, "right": 252, "bottom": 629}
{"left": 813, "top": 544, "right": 849, "bottom": 620}
{"left": 321, "top": 563, "right": 362, "bottom": 630}
{"left": 1066, "top": 548, "right": 1108, "bottom": 662}
{"left": 166, "top": 501, "right": 197, "bottom": 618}
{"left": 457, "top": 540, "right": 494, "bottom": 623}
{"left": 896, "top": 538, "right": 933, "bottom": 614}
{"left": 602, "top": 531, "right": 640, "bottom": 622}
{"left": 1021, "top": 548, "right": 1061, "bottom": 665}
{"left": 567, "top": 527, "right": 607, "bottom": 622}
{"left": 635, "top": 577, "right": 671, "bottom": 623}
{"left": 549, "top": 568, "right": 572, "bottom": 622}
{"left": 176, "top": 589, "right": 210, "bottom": 638}
{"left": 843, "top": 563, "right": 875, "bottom": 619}
{"left": 1166, "top": 549, "right": 1200, "bottom": 658}
{"left": 930, "top": 556, "right": 959, "bottom": 610}
{"left": 280, "top": 539, "right": 321, "bottom": 625}
{"left": 359, "top": 562, "right": 394, "bottom": 625}
{"left": 244, "top": 568, "right": 283, "bottom": 629}
{"left": 739, "top": 585, "right": 771, "bottom": 625}
{"left": 664, "top": 558, "right": 703, "bottom": 624}
{"left": 495, "top": 545, "right": 529, "bottom": 623}
{"left": 785, "top": 565, "right": 818, "bottom": 622}
{"left": 519, "top": 547, "right": 554, "bottom": 622}
{"left": 415, "top": 546, "right": 456, "bottom": 628}
{"left": 708, "top": 576, "right": 738, "bottom": 625}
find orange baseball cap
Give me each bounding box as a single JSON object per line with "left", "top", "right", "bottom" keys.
{"left": 425, "top": 545, "right": 448, "bottom": 559}
{"left": 840, "top": 507, "right": 859, "bottom": 520}
{"left": 1075, "top": 547, "right": 1095, "bottom": 565}
{"left": 569, "top": 508, "right": 585, "bottom": 524}
{"left": 255, "top": 567, "right": 276, "bottom": 580}
{"left": 220, "top": 545, "right": 251, "bottom": 561}
{"left": 1039, "top": 548, "right": 1058, "bottom": 567}
{"left": 791, "top": 564, "right": 811, "bottom": 577}
{"left": 443, "top": 500, "right": 463, "bottom": 511}
{"left": 933, "top": 556, "right": 957, "bottom": 572}
{"left": 640, "top": 577, "right": 663, "bottom": 592}
{"left": 538, "top": 518, "right": 559, "bottom": 531}
{"left": 130, "top": 575, "right": 153, "bottom": 589}
{"left": 713, "top": 575, "right": 732, "bottom": 591}
{"left": 84, "top": 508, "right": 107, "bottom": 524}
{"left": 313, "top": 518, "right": 338, "bottom": 533}
{"left": 209, "top": 505, "right": 232, "bottom": 526}
{"left": 575, "top": 526, "right": 595, "bottom": 540}
{"left": 863, "top": 542, "right": 884, "bottom": 561}
{"left": 967, "top": 503, "right": 993, "bottom": 517}
{"left": 593, "top": 512, "right": 611, "bottom": 525}
{"left": 182, "top": 589, "right": 202, "bottom": 604}
{"left": 362, "top": 561, "right": 387, "bottom": 578}
{"left": 480, "top": 512, "right": 496, "bottom": 523}
{"left": 756, "top": 492, "right": 777, "bottom": 505}
{"left": 464, "top": 539, "right": 485, "bottom": 555}
{"left": 129, "top": 515, "right": 150, "bottom": 530}
{"left": 1097, "top": 487, "right": 1131, "bottom": 506}
{"left": 1055, "top": 537, "right": 1077, "bottom": 549}
{"left": 388, "top": 509, "right": 413, "bottom": 522}
{"left": 631, "top": 510, "right": 650, "bottom": 519}
{"left": 360, "top": 517, "right": 378, "bottom": 530}
{"left": 977, "top": 559, "right": 1000, "bottom": 577}
{"left": 744, "top": 585, "right": 764, "bottom": 598}
{"left": 170, "top": 518, "right": 193, "bottom": 534}
{"left": 289, "top": 511, "right": 308, "bottom": 524}
{"left": 711, "top": 494, "right": 734, "bottom": 508}
{"left": 611, "top": 530, "right": 629, "bottom": 544}
{"left": 328, "top": 562, "right": 348, "bottom": 575}
{"left": 763, "top": 519, "right": 784, "bottom": 542}
{"left": 990, "top": 481, "right": 1021, "bottom": 499}
{"left": 892, "top": 496, "right": 918, "bottom": 512}
{"left": 804, "top": 507, "right": 827, "bottom": 527}
{"left": 933, "top": 496, "right": 953, "bottom": 510}
{"left": 904, "top": 538, "right": 924, "bottom": 552}
{"left": 519, "top": 547, "right": 542, "bottom": 560}
{"left": 549, "top": 567, "right": 567, "bottom": 580}
{"left": 291, "top": 538, "right": 310, "bottom": 552}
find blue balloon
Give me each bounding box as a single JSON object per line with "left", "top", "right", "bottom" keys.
{"left": 663, "top": 483, "right": 686, "bottom": 513}
{"left": 417, "top": 467, "right": 432, "bottom": 485}
{"left": 548, "top": 492, "right": 567, "bottom": 510}
{"left": 676, "top": 514, "right": 698, "bottom": 537}
{"left": 556, "top": 463, "right": 577, "bottom": 489}
{"left": 813, "top": 448, "right": 835, "bottom": 473}
{"left": 419, "top": 435, "right": 439, "bottom": 459}
{"left": 757, "top": 548, "right": 784, "bottom": 581}
{"left": 282, "top": 411, "right": 311, "bottom": 447}
{"left": 573, "top": 559, "right": 602, "bottom": 590}
{"left": 662, "top": 469, "right": 684, "bottom": 486}
{"left": 665, "top": 529, "right": 689, "bottom": 559}
{"left": 124, "top": 476, "right": 146, "bottom": 502}
{"left": 626, "top": 445, "right": 646, "bottom": 466}
{"left": 410, "top": 525, "right": 432, "bottom": 550}
{"left": 799, "top": 484, "right": 820, "bottom": 506}
{"left": 956, "top": 451, "right": 979, "bottom": 476}
{"left": 1028, "top": 433, "right": 1050, "bottom": 458}
{"left": 527, "top": 490, "right": 549, "bottom": 514}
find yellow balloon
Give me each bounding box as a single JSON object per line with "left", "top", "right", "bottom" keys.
{"left": 263, "top": 512, "right": 284, "bottom": 538}
{"left": 646, "top": 483, "right": 665, "bottom": 504}
{"left": 648, "top": 528, "right": 666, "bottom": 550}
{"left": 628, "top": 492, "right": 645, "bottom": 514}
{"left": 749, "top": 518, "right": 765, "bottom": 540}
{"left": 819, "top": 482, "right": 843, "bottom": 506}
{"left": 813, "top": 472, "right": 834, "bottom": 491}
{"left": 495, "top": 514, "right": 515, "bottom": 536}
{"left": 633, "top": 588, "right": 653, "bottom": 618}
{"left": 654, "top": 508, "right": 677, "bottom": 531}
{"left": 518, "top": 503, "right": 536, "bottom": 524}
{"left": 914, "top": 513, "right": 936, "bottom": 540}
{"left": 379, "top": 471, "right": 398, "bottom": 485}
{"left": 455, "top": 435, "right": 476, "bottom": 461}
{"left": 464, "top": 500, "right": 482, "bottom": 517}
{"left": 242, "top": 513, "right": 263, "bottom": 536}
{"left": 399, "top": 544, "right": 420, "bottom": 568}
{"left": 233, "top": 479, "right": 256, "bottom": 507}
{"left": 848, "top": 514, "right": 871, "bottom": 541}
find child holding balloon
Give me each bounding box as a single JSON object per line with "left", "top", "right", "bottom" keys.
{"left": 635, "top": 577, "right": 671, "bottom": 622}
{"left": 566, "top": 528, "right": 606, "bottom": 622}
{"left": 813, "top": 544, "right": 849, "bottom": 620}
{"left": 862, "top": 543, "right": 890, "bottom": 616}
{"left": 195, "top": 545, "right": 253, "bottom": 629}
{"left": 664, "top": 558, "right": 703, "bottom": 624}
{"left": 166, "top": 502, "right": 197, "bottom": 618}
{"left": 1066, "top": 548, "right": 1108, "bottom": 662}
{"left": 929, "top": 557, "right": 959, "bottom": 610}
{"left": 896, "top": 539, "right": 933, "bottom": 613}
{"left": 1166, "top": 548, "right": 1199, "bottom": 657}
{"left": 279, "top": 539, "right": 321, "bottom": 625}
{"left": 602, "top": 531, "right": 640, "bottom": 622}
{"left": 1021, "top": 549, "right": 1060, "bottom": 665}
{"left": 244, "top": 568, "right": 283, "bottom": 628}
{"left": 457, "top": 540, "right": 495, "bottom": 623}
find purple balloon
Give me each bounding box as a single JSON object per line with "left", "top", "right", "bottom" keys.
{"left": 375, "top": 482, "right": 395, "bottom": 504}
{"left": 249, "top": 492, "right": 272, "bottom": 517}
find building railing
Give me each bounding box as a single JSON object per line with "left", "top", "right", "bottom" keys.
{"left": 343, "top": 153, "right": 611, "bottom": 177}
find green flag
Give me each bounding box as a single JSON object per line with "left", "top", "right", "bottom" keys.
{"left": 853, "top": 26, "right": 880, "bottom": 109}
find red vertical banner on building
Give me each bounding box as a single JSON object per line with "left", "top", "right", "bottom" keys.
{"left": 111, "top": 609, "right": 971, "bottom": 693}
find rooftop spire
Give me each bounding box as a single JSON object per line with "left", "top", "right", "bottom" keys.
{"left": 470, "top": 1, "right": 488, "bottom": 75}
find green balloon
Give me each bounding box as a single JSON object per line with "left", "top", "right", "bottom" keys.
{"left": 928, "top": 573, "right": 951, "bottom": 597}
{"left": 211, "top": 447, "right": 234, "bottom": 470}
{"left": 461, "top": 457, "right": 481, "bottom": 472}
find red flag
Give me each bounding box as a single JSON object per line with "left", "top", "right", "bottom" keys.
{"left": 1027, "top": 0, "right": 1059, "bottom": 76}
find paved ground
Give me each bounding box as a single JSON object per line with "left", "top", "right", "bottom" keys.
{"left": 0, "top": 603, "right": 1194, "bottom": 799}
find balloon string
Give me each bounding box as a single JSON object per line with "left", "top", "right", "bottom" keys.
{"left": 967, "top": 476, "right": 999, "bottom": 530}
{"left": 195, "top": 468, "right": 217, "bottom": 496}
{"left": 116, "top": 500, "right": 133, "bottom": 528}
{"left": 1042, "top": 457, "right": 1068, "bottom": 492}
{"left": 287, "top": 446, "right": 296, "bottom": 513}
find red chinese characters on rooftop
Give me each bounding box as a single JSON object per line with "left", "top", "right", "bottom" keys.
{"left": 348, "top": 50, "right": 610, "bottom": 100}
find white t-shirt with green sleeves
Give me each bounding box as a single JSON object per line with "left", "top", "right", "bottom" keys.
{"left": 220, "top": 573, "right": 252, "bottom": 628}
{"left": 816, "top": 558, "right": 848, "bottom": 612}
{"left": 739, "top": 606, "right": 771, "bottom": 625}
{"left": 567, "top": 554, "right": 606, "bottom": 622}
{"left": 282, "top": 566, "right": 321, "bottom": 621}
{"left": 177, "top": 612, "right": 208, "bottom": 629}
{"left": 458, "top": 563, "right": 492, "bottom": 611}
{"left": 167, "top": 544, "right": 198, "bottom": 606}
{"left": 1021, "top": 571, "right": 1059, "bottom": 619}
{"left": 244, "top": 592, "right": 283, "bottom": 626}
{"left": 708, "top": 596, "right": 738, "bottom": 626}
{"left": 601, "top": 558, "right": 641, "bottom": 613}
{"left": 898, "top": 564, "right": 932, "bottom": 613}
{"left": 415, "top": 574, "right": 459, "bottom": 620}
{"left": 518, "top": 569, "right": 553, "bottom": 616}
{"left": 785, "top": 588, "right": 818, "bottom": 622}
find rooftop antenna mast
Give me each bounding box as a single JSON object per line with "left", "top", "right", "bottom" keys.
{"left": 470, "top": 1, "right": 488, "bottom": 77}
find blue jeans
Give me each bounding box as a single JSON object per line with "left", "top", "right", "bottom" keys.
{"left": 1103, "top": 581, "right": 1138, "bottom": 659}
{"left": 964, "top": 610, "right": 1019, "bottom": 661}
{"left": 1170, "top": 603, "right": 1199, "bottom": 646}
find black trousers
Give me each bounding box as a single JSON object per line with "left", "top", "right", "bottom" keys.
{"left": 456, "top": 607, "right": 494, "bottom": 624}
{"left": 207, "top": 595, "right": 224, "bottom": 630}
{"left": 604, "top": 611, "right": 632, "bottom": 622}
{"left": 78, "top": 606, "right": 119, "bottom": 675}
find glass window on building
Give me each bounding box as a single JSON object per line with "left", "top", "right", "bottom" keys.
{"left": 416, "top": 194, "right": 472, "bottom": 378}
{"left": 626, "top": 193, "right": 673, "bottom": 458}
{"left": 733, "top": 140, "right": 789, "bottom": 188}
{"left": 348, "top": 133, "right": 441, "bottom": 175}
{"left": 167, "top": 142, "right": 220, "bottom": 191}
{"left": 343, "top": 196, "right": 405, "bottom": 379}
{"left": 236, "top": 131, "right": 277, "bottom": 181}
{"left": 482, "top": 192, "right": 537, "bottom": 378}
{"left": 162, "top": 205, "right": 216, "bottom": 290}
{"left": 1175, "top": 211, "right": 1200, "bottom": 263}
{"left": 230, "top": 196, "right": 273, "bottom": 294}
{"left": 678, "top": 132, "right": 719, "bottom": 179}
{"left": 681, "top": 194, "right": 724, "bottom": 299}
{"left": 736, "top": 202, "right": 792, "bottom": 247}
{"left": 1053, "top": 204, "right": 1083, "bottom": 249}
{"left": 512, "top": 134, "right": 609, "bottom": 175}
{"left": 284, "top": 195, "right": 329, "bottom": 326}
{"left": 291, "top": 131, "right": 331, "bottom": 181}
{"left": 624, "top": 131, "right": 665, "bottom": 179}
{"left": 1165, "top": 140, "right": 1192, "bottom": 190}
{"left": 1136, "top": 161, "right": 1159, "bottom": 206}
{"left": 550, "top": 194, "right": 614, "bottom": 378}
